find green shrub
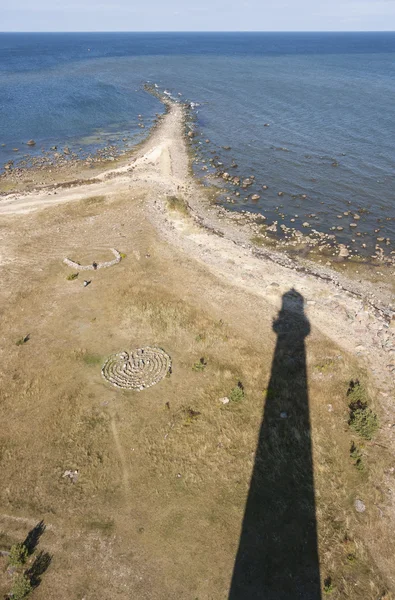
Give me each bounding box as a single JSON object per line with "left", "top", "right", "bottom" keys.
{"left": 8, "top": 543, "right": 28, "bottom": 568}
{"left": 229, "top": 382, "right": 245, "bottom": 403}
{"left": 167, "top": 196, "right": 188, "bottom": 215}
{"left": 192, "top": 357, "right": 207, "bottom": 372}
{"left": 350, "top": 441, "right": 364, "bottom": 471}
{"left": 9, "top": 574, "right": 32, "bottom": 599}
{"left": 66, "top": 273, "right": 79, "bottom": 281}
{"left": 323, "top": 577, "right": 334, "bottom": 594}
{"left": 15, "top": 335, "right": 29, "bottom": 346}
{"left": 347, "top": 381, "right": 378, "bottom": 440}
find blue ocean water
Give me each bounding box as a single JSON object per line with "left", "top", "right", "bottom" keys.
{"left": 0, "top": 32, "right": 394, "bottom": 254}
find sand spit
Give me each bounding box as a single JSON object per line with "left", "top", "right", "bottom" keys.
{"left": 0, "top": 100, "right": 394, "bottom": 373}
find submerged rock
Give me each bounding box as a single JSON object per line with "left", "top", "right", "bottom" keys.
{"left": 338, "top": 244, "right": 349, "bottom": 258}
{"left": 242, "top": 178, "right": 253, "bottom": 188}
{"left": 27, "top": 139, "right": 36, "bottom": 146}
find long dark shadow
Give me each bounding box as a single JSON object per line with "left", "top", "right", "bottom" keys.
{"left": 229, "top": 289, "right": 321, "bottom": 600}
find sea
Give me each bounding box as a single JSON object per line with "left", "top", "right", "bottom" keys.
{"left": 0, "top": 32, "right": 394, "bottom": 256}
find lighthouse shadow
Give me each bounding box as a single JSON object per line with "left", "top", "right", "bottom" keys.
{"left": 228, "top": 289, "right": 321, "bottom": 600}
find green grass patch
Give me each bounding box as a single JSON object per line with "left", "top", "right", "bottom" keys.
{"left": 86, "top": 518, "right": 115, "bottom": 535}
{"left": 66, "top": 272, "right": 79, "bottom": 281}
{"left": 82, "top": 353, "right": 102, "bottom": 366}
{"left": 84, "top": 195, "right": 105, "bottom": 206}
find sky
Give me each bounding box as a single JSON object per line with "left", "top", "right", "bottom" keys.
{"left": 1, "top": 0, "right": 395, "bottom": 32}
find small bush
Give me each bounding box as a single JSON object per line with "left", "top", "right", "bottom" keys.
{"left": 119, "top": 252, "right": 127, "bottom": 259}
{"left": 323, "top": 577, "right": 334, "bottom": 594}
{"left": 8, "top": 543, "right": 28, "bottom": 568}
{"left": 9, "top": 574, "right": 32, "bottom": 599}
{"left": 192, "top": 357, "right": 207, "bottom": 372}
{"left": 350, "top": 441, "right": 364, "bottom": 471}
{"left": 66, "top": 273, "right": 79, "bottom": 281}
{"left": 16, "top": 335, "right": 29, "bottom": 346}
{"left": 184, "top": 408, "right": 201, "bottom": 425}
{"left": 167, "top": 196, "right": 188, "bottom": 215}
{"left": 348, "top": 380, "right": 378, "bottom": 440}
{"left": 250, "top": 235, "right": 265, "bottom": 247}
{"left": 229, "top": 381, "right": 245, "bottom": 403}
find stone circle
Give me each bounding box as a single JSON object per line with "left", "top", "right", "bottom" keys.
{"left": 63, "top": 248, "right": 121, "bottom": 271}
{"left": 102, "top": 347, "right": 171, "bottom": 391}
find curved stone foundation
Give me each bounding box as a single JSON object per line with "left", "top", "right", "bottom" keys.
{"left": 102, "top": 347, "right": 172, "bottom": 391}
{"left": 63, "top": 248, "right": 121, "bottom": 271}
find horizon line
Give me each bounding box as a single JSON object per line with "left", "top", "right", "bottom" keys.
{"left": 1, "top": 30, "right": 395, "bottom": 34}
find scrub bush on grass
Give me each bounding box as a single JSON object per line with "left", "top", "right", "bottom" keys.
{"left": 8, "top": 543, "right": 28, "bottom": 568}
{"left": 9, "top": 574, "right": 32, "bottom": 600}
{"left": 167, "top": 196, "right": 188, "bottom": 215}
{"left": 192, "top": 357, "right": 207, "bottom": 372}
{"left": 350, "top": 441, "right": 364, "bottom": 471}
{"left": 229, "top": 381, "right": 245, "bottom": 403}
{"left": 347, "top": 380, "right": 378, "bottom": 440}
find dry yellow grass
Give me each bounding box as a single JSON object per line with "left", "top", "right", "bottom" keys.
{"left": 0, "top": 191, "right": 393, "bottom": 599}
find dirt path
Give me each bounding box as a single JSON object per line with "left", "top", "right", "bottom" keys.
{"left": 110, "top": 417, "right": 131, "bottom": 495}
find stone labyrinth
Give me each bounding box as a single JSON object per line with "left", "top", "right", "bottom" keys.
{"left": 102, "top": 347, "right": 171, "bottom": 391}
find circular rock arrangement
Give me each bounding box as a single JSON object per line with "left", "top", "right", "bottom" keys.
{"left": 63, "top": 248, "right": 121, "bottom": 271}
{"left": 102, "top": 347, "right": 171, "bottom": 391}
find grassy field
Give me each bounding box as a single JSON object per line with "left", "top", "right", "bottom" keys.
{"left": 0, "top": 190, "right": 393, "bottom": 599}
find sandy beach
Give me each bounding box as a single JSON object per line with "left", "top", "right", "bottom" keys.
{"left": 0, "top": 99, "right": 394, "bottom": 599}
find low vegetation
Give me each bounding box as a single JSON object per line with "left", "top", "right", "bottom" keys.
{"left": 229, "top": 381, "right": 245, "bottom": 403}
{"left": 5, "top": 524, "right": 51, "bottom": 599}
{"left": 15, "top": 334, "right": 29, "bottom": 346}
{"left": 66, "top": 272, "right": 79, "bottom": 281}
{"left": 349, "top": 441, "right": 365, "bottom": 471}
{"left": 192, "top": 357, "right": 207, "bottom": 371}
{"left": 8, "top": 543, "right": 28, "bottom": 568}
{"left": 347, "top": 380, "right": 379, "bottom": 440}
{"left": 167, "top": 195, "right": 189, "bottom": 215}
